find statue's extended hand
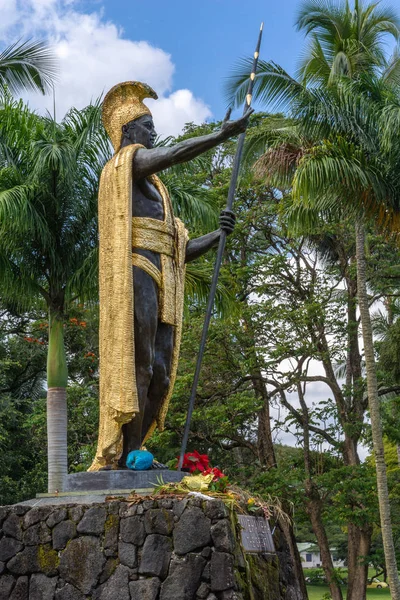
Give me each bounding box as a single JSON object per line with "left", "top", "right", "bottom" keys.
{"left": 219, "top": 209, "right": 236, "bottom": 235}
{"left": 220, "top": 106, "right": 254, "bottom": 138}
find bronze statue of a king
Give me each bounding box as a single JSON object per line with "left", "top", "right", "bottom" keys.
{"left": 89, "top": 81, "right": 251, "bottom": 471}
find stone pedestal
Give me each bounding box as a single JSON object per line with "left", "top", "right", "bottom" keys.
{"left": 64, "top": 469, "right": 185, "bottom": 493}
{"left": 26, "top": 470, "right": 187, "bottom": 507}
{"left": 0, "top": 497, "right": 288, "bottom": 600}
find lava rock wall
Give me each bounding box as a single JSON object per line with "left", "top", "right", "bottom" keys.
{"left": 0, "top": 497, "right": 284, "bottom": 600}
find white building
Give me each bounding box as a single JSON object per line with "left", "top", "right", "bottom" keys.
{"left": 297, "top": 543, "right": 345, "bottom": 569}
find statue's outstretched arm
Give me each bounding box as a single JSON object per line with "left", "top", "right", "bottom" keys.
{"left": 185, "top": 210, "right": 235, "bottom": 263}
{"left": 133, "top": 108, "right": 253, "bottom": 180}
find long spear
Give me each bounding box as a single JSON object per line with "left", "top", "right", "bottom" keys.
{"left": 178, "top": 23, "right": 264, "bottom": 470}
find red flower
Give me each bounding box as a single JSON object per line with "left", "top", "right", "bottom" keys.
{"left": 203, "top": 467, "right": 225, "bottom": 481}
{"left": 178, "top": 450, "right": 210, "bottom": 473}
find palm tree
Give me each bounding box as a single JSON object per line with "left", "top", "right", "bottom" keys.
{"left": 0, "top": 39, "right": 56, "bottom": 95}
{"left": 245, "top": 79, "right": 400, "bottom": 600}
{"left": 254, "top": 88, "right": 400, "bottom": 600}
{"left": 227, "top": 2, "right": 400, "bottom": 599}
{"left": 296, "top": 0, "right": 400, "bottom": 84}
{"left": 289, "top": 79, "right": 400, "bottom": 600}
{"left": 226, "top": 0, "right": 400, "bottom": 109}
{"left": 0, "top": 95, "right": 108, "bottom": 492}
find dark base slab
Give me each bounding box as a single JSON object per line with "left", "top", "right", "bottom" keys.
{"left": 64, "top": 469, "right": 185, "bottom": 493}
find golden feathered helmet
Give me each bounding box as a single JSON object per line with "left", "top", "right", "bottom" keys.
{"left": 102, "top": 81, "right": 158, "bottom": 153}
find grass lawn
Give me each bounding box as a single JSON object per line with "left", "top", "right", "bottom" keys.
{"left": 307, "top": 586, "right": 391, "bottom": 600}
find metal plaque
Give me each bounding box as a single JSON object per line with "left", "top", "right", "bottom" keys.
{"left": 237, "top": 515, "right": 276, "bottom": 554}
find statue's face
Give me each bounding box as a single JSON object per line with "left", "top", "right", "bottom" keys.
{"left": 121, "top": 115, "right": 157, "bottom": 149}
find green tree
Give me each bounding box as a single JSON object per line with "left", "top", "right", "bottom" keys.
{"left": 227, "top": 2, "right": 400, "bottom": 597}
{"left": 241, "top": 81, "right": 400, "bottom": 600}
{"left": 289, "top": 80, "right": 400, "bottom": 600}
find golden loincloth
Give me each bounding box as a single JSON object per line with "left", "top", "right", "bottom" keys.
{"left": 89, "top": 144, "right": 188, "bottom": 471}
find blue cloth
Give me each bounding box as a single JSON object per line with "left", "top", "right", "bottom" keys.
{"left": 126, "top": 450, "right": 154, "bottom": 470}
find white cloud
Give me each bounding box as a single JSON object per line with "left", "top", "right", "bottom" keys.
{"left": 149, "top": 90, "right": 212, "bottom": 137}
{"left": 0, "top": 0, "right": 212, "bottom": 136}
{"left": 0, "top": 0, "right": 19, "bottom": 36}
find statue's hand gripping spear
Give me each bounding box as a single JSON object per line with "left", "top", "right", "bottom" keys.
{"left": 178, "top": 22, "right": 264, "bottom": 470}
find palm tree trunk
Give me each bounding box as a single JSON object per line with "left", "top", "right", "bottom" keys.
{"left": 47, "top": 310, "right": 68, "bottom": 493}
{"left": 355, "top": 220, "right": 400, "bottom": 600}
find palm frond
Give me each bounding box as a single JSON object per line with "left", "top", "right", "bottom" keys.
{"left": 0, "top": 251, "right": 47, "bottom": 308}
{"left": 254, "top": 143, "right": 304, "bottom": 190}
{"left": 330, "top": 50, "right": 353, "bottom": 80}
{"left": 294, "top": 142, "right": 376, "bottom": 199}
{"left": 380, "top": 97, "right": 400, "bottom": 153}
{"left": 296, "top": 0, "right": 349, "bottom": 39}
{"left": 296, "top": 36, "right": 333, "bottom": 84}
{"left": 288, "top": 132, "right": 399, "bottom": 234}
{"left": 31, "top": 135, "right": 76, "bottom": 182}
{"left": 63, "top": 101, "right": 111, "bottom": 168}
{"left": 0, "top": 97, "right": 104, "bottom": 310}
{"left": 295, "top": 0, "right": 400, "bottom": 84}
{"left": 225, "top": 59, "right": 303, "bottom": 112}
{"left": 358, "top": 4, "right": 400, "bottom": 42}
{"left": 184, "top": 262, "right": 238, "bottom": 318}
{"left": 371, "top": 308, "right": 391, "bottom": 340}
{"left": 0, "top": 184, "right": 53, "bottom": 248}
{"left": 65, "top": 248, "right": 99, "bottom": 305}
{"left": 0, "top": 40, "right": 57, "bottom": 95}
{"left": 381, "top": 48, "right": 400, "bottom": 86}
{"left": 0, "top": 96, "right": 42, "bottom": 169}
{"left": 242, "top": 115, "right": 297, "bottom": 169}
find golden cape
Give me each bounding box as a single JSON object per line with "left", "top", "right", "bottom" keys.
{"left": 89, "top": 144, "right": 188, "bottom": 471}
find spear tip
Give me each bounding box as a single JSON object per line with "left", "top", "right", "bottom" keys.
{"left": 260, "top": 22, "right": 264, "bottom": 30}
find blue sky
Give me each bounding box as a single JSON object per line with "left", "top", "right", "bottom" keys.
{"left": 99, "top": 0, "right": 304, "bottom": 118}
{"left": 0, "top": 0, "right": 305, "bottom": 134}
{"left": 0, "top": 1, "right": 398, "bottom": 133}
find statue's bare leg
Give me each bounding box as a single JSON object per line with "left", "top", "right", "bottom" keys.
{"left": 119, "top": 265, "right": 158, "bottom": 466}
{"left": 141, "top": 322, "right": 174, "bottom": 441}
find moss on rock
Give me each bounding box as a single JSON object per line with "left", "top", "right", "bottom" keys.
{"left": 37, "top": 544, "right": 59, "bottom": 576}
